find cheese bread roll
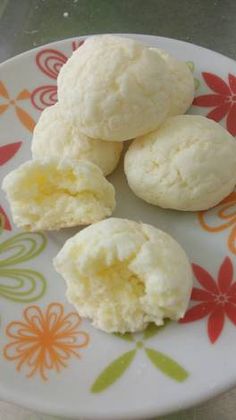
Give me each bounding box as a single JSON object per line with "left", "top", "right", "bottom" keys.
{"left": 54, "top": 218, "right": 192, "bottom": 333}
{"left": 57, "top": 35, "right": 171, "bottom": 141}
{"left": 125, "top": 115, "right": 236, "bottom": 211}
{"left": 32, "top": 104, "right": 123, "bottom": 176}
{"left": 2, "top": 160, "right": 115, "bottom": 231}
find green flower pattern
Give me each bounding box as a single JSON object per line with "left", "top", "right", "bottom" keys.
{"left": 0, "top": 215, "right": 47, "bottom": 303}
{"left": 186, "top": 61, "right": 200, "bottom": 90}
{"left": 91, "top": 322, "right": 188, "bottom": 393}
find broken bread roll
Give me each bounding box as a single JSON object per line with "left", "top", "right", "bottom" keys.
{"left": 57, "top": 35, "right": 171, "bottom": 141}
{"left": 54, "top": 217, "right": 192, "bottom": 333}
{"left": 32, "top": 104, "right": 123, "bottom": 176}
{"left": 2, "top": 159, "right": 115, "bottom": 231}
{"left": 124, "top": 115, "right": 236, "bottom": 211}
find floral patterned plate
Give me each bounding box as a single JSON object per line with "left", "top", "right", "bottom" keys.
{"left": 1, "top": 34, "right": 236, "bottom": 420}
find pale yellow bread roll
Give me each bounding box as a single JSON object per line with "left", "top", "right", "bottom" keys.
{"left": 2, "top": 159, "right": 115, "bottom": 231}
{"left": 57, "top": 35, "right": 171, "bottom": 141}
{"left": 54, "top": 217, "right": 192, "bottom": 333}
{"left": 124, "top": 115, "right": 236, "bottom": 211}
{"left": 32, "top": 104, "right": 123, "bottom": 176}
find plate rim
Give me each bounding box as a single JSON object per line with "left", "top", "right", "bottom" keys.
{"left": 1, "top": 32, "right": 236, "bottom": 69}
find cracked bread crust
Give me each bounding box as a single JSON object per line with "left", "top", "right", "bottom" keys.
{"left": 150, "top": 47, "right": 194, "bottom": 116}
{"left": 57, "top": 35, "right": 171, "bottom": 141}
{"left": 32, "top": 103, "right": 123, "bottom": 176}
{"left": 124, "top": 115, "right": 236, "bottom": 211}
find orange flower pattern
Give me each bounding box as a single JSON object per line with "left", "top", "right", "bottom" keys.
{"left": 0, "top": 81, "right": 35, "bottom": 132}
{"left": 4, "top": 302, "right": 89, "bottom": 380}
{"left": 198, "top": 192, "right": 236, "bottom": 255}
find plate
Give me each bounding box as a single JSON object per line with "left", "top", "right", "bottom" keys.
{"left": 0, "top": 34, "right": 236, "bottom": 420}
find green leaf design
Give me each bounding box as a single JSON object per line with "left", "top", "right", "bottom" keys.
{"left": 185, "top": 61, "right": 200, "bottom": 90}
{"left": 145, "top": 347, "right": 188, "bottom": 382}
{"left": 194, "top": 78, "right": 200, "bottom": 90}
{"left": 186, "top": 61, "right": 194, "bottom": 72}
{"left": 0, "top": 268, "right": 46, "bottom": 302}
{"left": 0, "top": 232, "right": 46, "bottom": 267}
{"left": 0, "top": 232, "right": 47, "bottom": 303}
{"left": 143, "top": 320, "right": 171, "bottom": 340}
{"left": 91, "top": 349, "right": 136, "bottom": 393}
{"left": 113, "top": 332, "right": 134, "bottom": 341}
{"left": 0, "top": 215, "right": 4, "bottom": 234}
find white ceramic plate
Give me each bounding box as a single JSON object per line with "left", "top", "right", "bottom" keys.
{"left": 1, "top": 34, "right": 236, "bottom": 420}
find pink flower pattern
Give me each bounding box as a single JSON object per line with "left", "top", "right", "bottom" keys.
{"left": 181, "top": 258, "right": 236, "bottom": 343}
{"left": 193, "top": 72, "right": 236, "bottom": 136}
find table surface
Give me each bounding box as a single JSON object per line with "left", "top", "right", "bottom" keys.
{"left": 1, "top": 0, "right": 236, "bottom": 419}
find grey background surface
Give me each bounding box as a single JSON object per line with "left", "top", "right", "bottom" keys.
{"left": 0, "top": 0, "right": 236, "bottom": 419}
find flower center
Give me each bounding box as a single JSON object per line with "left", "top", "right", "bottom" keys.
{"left": 38, "top": 330, "right": 55, "bottom": 347}
{"left": 214, "top": 293, "right": 229, "bottom": 305}
{"left": 226, "top": 95, "right": 236, "bottom": 103}
{"left": 136, "top": 341, "right": 143, "bottom": 349}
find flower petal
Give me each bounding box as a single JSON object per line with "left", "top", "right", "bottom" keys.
{"left": 191, "top": 287, "right": 213, "bottom": 301}
{"left": 207, "top": 103, "right": 230, "bottom": 122}
{"left": 186, "top": 61, "right": 194, "bottom": 72}
{"left": 145, "top": 347, "right": 188, "bottom": 382}
{"left": 229, "top": 282, "right": 236, "bottom": 296}
{"left": 5, "top": 320, "right": 29, "bottom": 339}
{"left": 15, "top": 106, "right": 35, "bottom": 133}
{"left": 143, "top": 320, "right": 170, "bottom": 339}
{"left": 0, "top": 81, "right": 9, "bottom": 98}
{"left": 194, "top": 78, "right": 200, "bottom": 90}
{"left": 0, "top": 232, "right": 46, "bottom": 267}
{"left": 36, "top": 49, "right": 67, "bottom": 79}
{"left": 72, "top": 39, "right": 85, "bottom": 51}
{"left": 229, "top": 295, "right": 236, "bottom": 304}
{"left": 0, "top": 268, "right": 46, "bottom": 303}
{"left": 221, "top": 191, "right": 236, "bottom": 205}
{"left": 46, "top": 302, "right": 64, "bottom": 330}
{"left": 226, "top": 103, "right": 236, "bottom": 136}
{"left": 228, "top": 225, "right": 236, "bottom": 256}
{"left": 192, "top": 264, "right": 218, "bottom": 293}
{"left": 225, "top": 302, "right": 236, "bottom": 325}
{"left": 91, "top": 349, "right": 136, "bottom": 393}
{"left": 114, "top": 332, "right": 134, "bottom": 341}
{"left": 180, "top": 302, "right": 215, "bottom": 323}
{"left": 16, "top": 89, "right": 31, "bottom": 100}
{"left": 0, "top": 104, "right": 9, "bottom": 115}
{"left": 0, "top": 142, "right": 22, "bottom": 166}
{"left": 24, "top": 305, "right": 44, "bottom": 332}
{"left": 202, "top": 72, "right": 231, "bottom": 95}
{"left": 31, "top": 85, "right": 57, "bottom": 111}
{"left": 217, "top": 257, "right": 233, "bottom": 293}
{"left": 193, "top": 94, "right": 226, "bottom": 107}
{"left": 228, "top": 74, "right": 236, "bottom": 94}
{"left": 0, "top": 206, "right": 11, "bottom": 230}
{"left": 208, "top": 308, "right": 225, "bottom": 343}
{"left": 56, "top": 312, "right": 82, "bottom": 336}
